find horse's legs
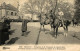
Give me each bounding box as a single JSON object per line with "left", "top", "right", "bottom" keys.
{"left": 63, "top": 25, "right": 66, "bottom": 36}
{"left": 50, "top": 24, "right": 53, "bottom": 31}
{"left": 53, "top": 27, "right": 56, "bottom": 37}
{"left": 65, "top": 26, "right": 68, "bottom": 37}
{"left": 55, "top": 27, "right": 58, "bottom": 38}
{"left": 73, "top": 22, "right": 74, "bottom": 26}
{"left": 43, "top": 25, "right": 45, "bottom": 32}
{"left": 63, "top": 25, "right": 68, "bottom": 37}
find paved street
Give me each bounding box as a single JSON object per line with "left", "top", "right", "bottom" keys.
{"left": 5, "top": 22, "right": 80, "bottom": 45}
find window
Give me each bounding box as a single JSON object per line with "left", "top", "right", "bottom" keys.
{"left": 11, "top": 12, "right": 13, "bottom": 15}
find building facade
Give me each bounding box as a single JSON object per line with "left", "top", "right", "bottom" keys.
{"left": 0, "top": 2, "right": 18, "bottom": 20}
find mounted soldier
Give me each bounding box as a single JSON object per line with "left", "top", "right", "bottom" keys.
{"left": 58, "top": 8, "right": 64, "bottom": 27}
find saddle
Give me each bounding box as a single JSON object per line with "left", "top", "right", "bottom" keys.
{"left": 59, "top": 20, "right": 63, "bottom": 27}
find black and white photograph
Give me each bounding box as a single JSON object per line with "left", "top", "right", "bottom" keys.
{"left": 0, "top": 0, "right": 80, "bottom": 51}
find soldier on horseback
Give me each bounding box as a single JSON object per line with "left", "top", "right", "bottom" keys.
{"left": 58, "top": 8, "right": 64, "bottom": 27}
{"left": 57, "top": 8, "right": 71, "bottom": 37}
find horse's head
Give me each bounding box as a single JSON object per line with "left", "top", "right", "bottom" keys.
{"left": 63, "top": 20, "right": 71, "bottom": 26}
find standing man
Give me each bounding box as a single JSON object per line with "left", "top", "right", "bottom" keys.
{"left": 0, "top": 22, "right": 4, "bottom": 45}
{"left": 0, "top": 16, "right": 9, "bottom": 45}
{"left": 21, "top": 19, "right": 28, "bottom": 36}
{"left": 0, "top": 16, "right": 7, "bottom": 45}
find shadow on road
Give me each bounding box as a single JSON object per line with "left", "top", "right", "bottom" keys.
{"left": 6, "top": 37, "right": 19, "bottom": 45}
{"left": 23, "top": 31, "right": 31, "bottom": 37}
{"left": 70, "top": 31, "right": 80, "bottom": 40}
{"left": 9, "top": 29, "right": 16, "bottom": 35}
{"left": 26, "top": 31, "right": 31, "bottom": 35}
{"left": 40, "top": 28, "right": 50, "bottom": 31}
{"left": 45, "top": 31, "right": 63, "bottom": 37}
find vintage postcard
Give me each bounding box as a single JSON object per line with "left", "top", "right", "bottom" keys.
{"left": 0, "top": 0, "right": 80, "bottom": 51}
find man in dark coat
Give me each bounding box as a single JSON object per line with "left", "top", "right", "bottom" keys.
{"left": 0, "top": 16, "right": 10, "bottom": 45}
{"left": 0, "top": 21, "right": 9, "bottom": 45}
{"left": 4, "top": 18, "right": 11, "bottom": 30}
{"left": 2, "top": 18, "right": 10, "bottom": 42}
{"left": 0, "top": 22, "right": 5, "bottom": 45}
{"left": 21, "top": 20, "right": 28, "bottom": 36}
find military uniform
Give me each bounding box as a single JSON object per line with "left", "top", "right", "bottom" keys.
{"left": 58, "top": 11, "right": 64, "bottom": 27}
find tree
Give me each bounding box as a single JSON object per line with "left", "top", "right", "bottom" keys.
{"left": 20, "top": 0, "right": 74, "bottom": 21}
{"left": 35, "top": 0, "right": 58, "bottom": 19}
{"left": 55, "top": 1, "right": 74, "bottom": 20}
{"left": 20, "top": 0, "right": 37, "bottom": 20}
{"left": 20, "top": 0, "right": 57, "bottom": 20}
{"left": 74, "top": 0, "right": 80, "bottom": 21}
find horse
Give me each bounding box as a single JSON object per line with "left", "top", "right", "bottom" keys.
{"left": 39, "top": 14, "right": 53, "bottom": 32}
{"left": 62, "top": 20, "right": 71, "bottom": 36}
{"left": 72, "top": 19, "right": 78, "bottom": 26}
{"left": 39, "top": 13, "right": 71, "bottom": 38}
{"left": 52, "top": 17, "right": 71, "bottom": 38}
{"left": 49, "top": 9, "right": 71, "bottom": 38}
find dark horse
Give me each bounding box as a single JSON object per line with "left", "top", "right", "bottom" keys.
{"left": 38, "top": 13, "right": 71, "bottom": 38}
{"left": 49, "top": 10, "right": 71, "bottom": 38}
{"left": 52, "top": 17, "right": 71, "bottom": 38}
{"left": 39, "top": 14, "right": 53, "bottom": 32}
{"left": 72, "top": 19, "right": 78, "bottom": 26}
